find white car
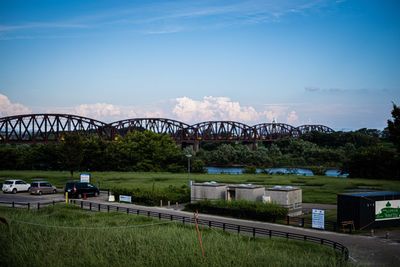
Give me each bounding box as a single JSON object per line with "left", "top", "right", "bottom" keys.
{"left": 2, "top": 179, "right": 30, "bottom": 193}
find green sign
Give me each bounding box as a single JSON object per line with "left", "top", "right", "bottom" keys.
{"left": 375, "top": 200, "right": 400, "bottom": 221}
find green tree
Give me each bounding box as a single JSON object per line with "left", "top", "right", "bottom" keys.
{"left": 60, "top": 133, "right": 84, "bottom": 177}
{"left": 387, "top": 102, "right": 400, "bottom": 150}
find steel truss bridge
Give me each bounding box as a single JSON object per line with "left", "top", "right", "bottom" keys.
{"left": 0, "top": 114, "right": 334, "bottom": 145}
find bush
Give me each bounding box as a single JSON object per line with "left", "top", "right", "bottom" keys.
{"left": 243, "top": 166, "right": 257, "bottom": 174}
{"left": 110, "top": 185, "right": 190, "bottom": 206}
{"left": 185, "top": 200, "right": 288, "bottom": 222}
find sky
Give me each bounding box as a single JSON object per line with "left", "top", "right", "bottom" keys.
{"left": 0, "top": 0, "right": 399, "bottom": 130}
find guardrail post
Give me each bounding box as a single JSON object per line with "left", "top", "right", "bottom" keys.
{"left": 98, "top": 204, "right": 101, "bottom": 211}
{"left": 28, "top": 203, "right": 30, "bottom": 210}
{"left": 182, "top": 217, "right": 185, "bottom": 224}
{"left": 209, "top": 221, "right": 211, "bottom": 228}
{"left": 89, "top": 203, "right": 92, "bottom": 211}
{"left": 37, "top": 203, "right": 40, "bottom": 210}
{"left": 301, "top": 218, "right": 305, "bottom": 227}
{"left": 321, "top": 239, "right": 324, "bottom": 245}
{"left": 223, "top": 223, "right": 225, "bottom": 231}
{"left": 147, "top": 211, "right": 150, "bottom": 217}
{"left": 170, "top": 214, "right": 173, "bottom": 221}
{"left": 286, "top": 216, "right": 289, "bottom": 225}
{"left": 53, "top": 201, "right": 55, "bottom": 206}
{"left": 269, "top": 230, "right": 271, "bottom": 238}
{"left": 80, "top": 201, "right": 83, "bottom": 209}
{"left": 238, "top": 225, "right": 240, "bottom": 234}
{"left": 127, "top": 208, "right": 129, "bottom": 214}
{"left": 137, "top": 210, "right": 139, "bottom": 215}
{"left": 117, "top": 207, "right": 119, "bottom": 212}
{"left": 159, "top": 213, "right": 161, "bottom": 220}
{"left": 253, "top": 228, "right": 256, "bottom": 238}
{"left": 12, "top": 201, "right": 14, "bottom": 208}
{"left": 107, "top": 205, "right": 110, "bottom": 212}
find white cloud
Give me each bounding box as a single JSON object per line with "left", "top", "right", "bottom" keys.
{"left": 0, "top": 94, "right": 31, "bottom": 117}
{"left": 172, "top": 96, "right": 290, "bottom": 124}
{"left": 287, "top": 110, "right": 299, "bottom": 124}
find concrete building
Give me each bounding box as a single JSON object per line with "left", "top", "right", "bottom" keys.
{"left": 227, "top": 184, "right": 265, "bottom": 201}
{"left": 190, "top": 182, "right": 227, "bottom": 202}
{"left": 265, "top": 186, "right": 302, "bottom": 216}
{"left": 190, "top": 182, "right": 303, "bottom": 217}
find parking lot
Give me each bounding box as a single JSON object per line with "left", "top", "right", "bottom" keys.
{"left": 0, "top": 191, "right": 64, "bottom": 203}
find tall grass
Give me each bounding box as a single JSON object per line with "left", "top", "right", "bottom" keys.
{"left": 0, "top": 205, "right": 345, "bottom": 267}
{"left": 2, "top": 170, "right": 398, "bottom": 204}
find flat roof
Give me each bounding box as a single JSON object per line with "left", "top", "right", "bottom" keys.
{"left": 266, "top": 186, "right": 300, "bottom": 191}
{"left": 339, "top": 191, "right": 400, "bottom": 197}
{"left": 228, "top": 185, "right": 264, "bottom": 189}
{"left": 192, "top": 182, "right": 226, "bottom": 187}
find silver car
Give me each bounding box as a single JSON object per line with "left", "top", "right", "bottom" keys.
{"left": 29, "top": 181, "right": 57, "bottom": 195}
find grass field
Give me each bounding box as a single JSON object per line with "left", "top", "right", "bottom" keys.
{"left": 0, "top": 205, "right": 346, "bottom": 267}
{"left": 1, "top": 170, "right": 400, "bottom": 204}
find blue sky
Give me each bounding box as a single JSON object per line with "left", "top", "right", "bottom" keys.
{"left": 0, "top": 0, "right": 399, "bottom": 130}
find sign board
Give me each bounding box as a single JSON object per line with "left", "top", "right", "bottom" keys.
{"left": 312, "top": 209, "right": 325, "bottom": 229}
{"left": 375, "top": 200, "right": 400, "bottom": 221}
{"left": 119, "top": 195, "right": 132, "bottom": 203}
{"left": 80, "top": 173, "right": 90, "bottom": 183}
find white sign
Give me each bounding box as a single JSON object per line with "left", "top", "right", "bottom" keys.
{"left": 119, "top": 195, "right": 132, "bottom": 203}
{"left": 375, "top": 200, "right": 400, "bottom": 221}
{"left": 312, "top": 209, "right": 325, "bottom": 229}
{"left": 80, "top": 173, "right": 90, "bottom": 183}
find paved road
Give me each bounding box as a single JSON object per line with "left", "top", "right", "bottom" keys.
{"left": 1, "top": 192, "right": 399, "bottom": 266}
{"left": 0, "top": 191, "right": 64, "bottom": 203}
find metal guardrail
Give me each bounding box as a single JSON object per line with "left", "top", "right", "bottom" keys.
{"left": 0, "top": 199, "right": 349, "bottom": 261}
{"left": 70, "top": 199, "right": 349, "bottom": 261}
{"left": 0, "top": 200, "right": 64, "bottom": 209}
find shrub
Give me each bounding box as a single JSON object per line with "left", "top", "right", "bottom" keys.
{"left": 185, "top": 200, "right": 288, "bottom": 222}
{"left": 110, "top": 185, "right": 190, "bottom": 206}
{"left": 243, "top": 166, "right": 257, "bottom": 174}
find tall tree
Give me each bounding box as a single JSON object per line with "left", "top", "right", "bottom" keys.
{"left": 60, "top": 133, "right": 84, "bottom": 177}
{"left": 387, "top": 103, "right": 400, "bottom": 150}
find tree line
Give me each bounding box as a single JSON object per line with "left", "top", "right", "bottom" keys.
{"left": 0, "top": 104, "right": 399, "bottom": 180}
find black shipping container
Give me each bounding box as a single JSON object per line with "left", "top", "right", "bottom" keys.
{"left": 337, "top": 191, "right": 400, "bottom": 230}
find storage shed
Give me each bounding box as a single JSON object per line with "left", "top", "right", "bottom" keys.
{"left": 337, "top": 191, "right": 400, "bottom": 230}
{"left": 265, "top": 186, "right": 302, "bottom": 216}
{"left": 190, "top": 182, "right": 227, "bottom": 203}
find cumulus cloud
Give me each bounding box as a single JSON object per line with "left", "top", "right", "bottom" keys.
{"left": 45, "top": 102, "right": 166, "bottom": 122}
{"left": 0, "top": 93, "right": 31, "bottom": 116}
{"left": 286, "top": 111, "right": 299, "bottom": 124}
{"left": 171, "top": 96, "right": 301, "bottom": 125}
{"left": 172, "top": 96, "right": 260, "bottom": 123}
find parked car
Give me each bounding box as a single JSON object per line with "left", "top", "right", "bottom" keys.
{"left": 2, "top": 179, "right": 30, "bottom": 193}
{"left": 65, "top": 182, "right": 99, "bottom": 198}
{"left": 29, "top": 181, "right": 57, "bottom": 195}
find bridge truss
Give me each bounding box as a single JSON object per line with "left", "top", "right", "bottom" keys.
{"left": 0, "top": 113, "right": 334, "bottom": 144}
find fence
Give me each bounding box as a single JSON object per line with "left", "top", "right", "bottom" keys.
{"left": 283, "top": 216, "right": 339, "bottom": 232}
{"left": 0, "top": 199, "right": 349, "bottom": 261}
{"left": 0, "top": 200, "right": 64, "bottom": 210}
{"left": 69, "top": 199, "right": 349, "bottom": 261}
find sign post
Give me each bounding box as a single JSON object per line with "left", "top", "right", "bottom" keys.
{"left": 80, "top": 173, "right": 91, "bottom": 183}
{"left": 312, "top": 209, "right": 325, "bottom": 230}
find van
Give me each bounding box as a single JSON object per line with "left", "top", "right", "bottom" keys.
{"left": 65, "top": 182, "right": 99, "bottom": 198}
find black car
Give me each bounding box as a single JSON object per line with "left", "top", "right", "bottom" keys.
{"left": 65, "top": 182, "right": 99, "bottom": 198}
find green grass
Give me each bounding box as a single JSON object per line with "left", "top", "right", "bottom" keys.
{"left": 1, "top": 170, "right": 400, "bottom": 204}
{"left": 0, "top": 205, "right": 346, "bottom": 267}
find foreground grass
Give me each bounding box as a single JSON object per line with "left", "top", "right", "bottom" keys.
{"left": 0, "top": 205, "right": 345, "bottom": 267}
{"left": 1, "top": 170, "right": 400, "bottom": 204}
